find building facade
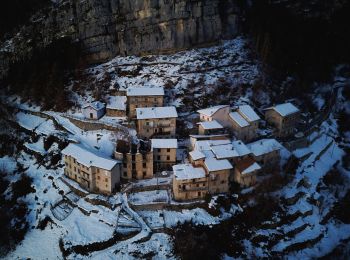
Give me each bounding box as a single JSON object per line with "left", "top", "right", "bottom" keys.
{"left": 114, "top": 140, "right": 154, "bottom": 180}
{"left": 126, "top": 87, "right": 164, "bottom": 118}
{"left": 197, "top": 105, "right": 230, "bottom": 127}
{"left": 106, "top": 96, "right": 127, "bottom": 117}
{"left": 264, "top": 103, "right": 300, "bottom": 137}
{"left": 82, "top": 101, "right": 106, "bottom": 120}
{"left": 62, "top": 144, "right": 121, "bottom": 194}
{"left": 136, "top": 106, "right": 178, "bottom": 139}
{"left": 151, "top": 139, "right": 178, "bottom": 171}
{"left": 172, "top": 164, "right": 208, "bottom": 201}
{"left": 233, "top": 157, "right": 261, "bottom": 187}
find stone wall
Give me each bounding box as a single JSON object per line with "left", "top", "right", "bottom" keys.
{"left": 0, "top": 0, "right": 240, "bottom": 79}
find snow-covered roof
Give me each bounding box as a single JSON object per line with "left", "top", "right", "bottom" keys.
{"left": 61, "top": 143, "right": 120, "bottom": 170}
{"left": 229, "top": 112, "right": 250, "bottom": 127}
{"left": 189, "top": 150, "right": 206, "bottom": 161}
{"left": 211, "top": 144, "right": 239, "bottom": 159}
{"left": 247, "top": 139, "right": 283, "bottom": 157}
{"left": 173, "top": 164, "right": 206, "bottom": 180}
{"left": 238, "top": 105, "right": 260, "bottom": 122}
{"left": 265, "top": 103, "right": 300, "bottom": 117}
{"left": 232, "top": 140, "right": 251, "bottom": 157}
{"left": 127, "top": 87, "right": 164, "bottom": 96}
{"left": 197, "top": 105, "right": 229, "bottom": 117}
{"left": 82, "top": 101, "right": 105, "bottom": 111}
{"left": 197, "top": 120, "right": 223, "bottom": 130}
{"left": 194, "top": 139, "right": 231, "bottom": 151}
{"left": 204, "top": 158, "right": 233, "bottom": 172}
{"left": 236, "top": 158, "right": 261, "bottom": 175}
{"left": 151, "top": 139, "right": 178, "bottom": 149}
{"left": 136, "top": 106, "right": 178, "bottom": 119}
{"left": 106, "top": 96, "right": 126, "bottom": 110}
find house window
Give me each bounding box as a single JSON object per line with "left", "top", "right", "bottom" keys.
{"left": 143, "top": 171, "right": 146, "bottom": 177}
{"left": 97, "top": 169, "right": 100, "bottom": 173}
{"left": 198, "top": 192, "right": 201, "bottom": 197}
{"left": 123, "top": 163, "right": 127, "bottom": 168}
{"left": 97, "top": 176, "right": 100, "bottom": 180}
{"left": 143, "top": 163, "right": 146, "bottom": 168}
{"left": 105, "top": 178, "right": 108, "bottom": 182}
{"left": 167, "top": 148, "right": 170, "bottom": 152}
{"left": 221, "top": 180, "right": 225, "bottom": 184}
{"left": 167, "top": 156, "right": 170, "bottom": 161}
{"left": 196, "top": 184, "right": 199, "bottom": 187}
{"left": 74, "top": 167, "right": 76, "bottom": 172}
{"left": 157, "top": 156, "right": 161, "bottom": 160}
{"left": 202, "top": 183, "right": 205, "bottom": 187}
{"left": 158, "top": 148, "right": 161, "bottom": 152}
{"left": 124, "top": 171, "right": 127, "bottom": 177}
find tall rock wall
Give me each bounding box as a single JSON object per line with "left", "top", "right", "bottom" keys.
{"left": 0, "top": 0, "right": 240, "bottom": 79}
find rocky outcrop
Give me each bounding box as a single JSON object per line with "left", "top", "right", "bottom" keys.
{"left": 0, "top": 0, "right": 240, "bottom": 79}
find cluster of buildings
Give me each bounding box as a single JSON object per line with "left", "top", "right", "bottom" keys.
{"left": 63, "top": 86, "right": 301, "bottom": 200}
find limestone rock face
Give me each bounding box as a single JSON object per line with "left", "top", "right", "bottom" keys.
{"left": 0, "top": 0, "right": 240, "bottom": 79}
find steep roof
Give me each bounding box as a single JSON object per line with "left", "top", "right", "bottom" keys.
{"left": 173, "top": 164, "right": 206, "bottom": 180}
{"left": 82, "top": 101, "right": 105, "bottom": 111}
{"left": 61, "top": 144, "right": 119, "bottom": 170}
{"left": 204, "top": 158, "right": 233, "bottom": 172}
{"left": 247, "top": 138, "right": 283, "bottom": 157}
{"left": 151, "top": 139, "right": 178, "bottom": 149}
{"left": 189, "top": 150, "right": 206, "bottom": 161}
{"left": 238, "top": 105, "right": 261, "bottom": 122}
{"left": 197, "top": 120, "right": 224, "bottom": 130}
{"left": 136, "top": 106, "right": 178, "bottom": 119}
{"left": 127, "top": 87, "right": 164, "bottom": 96}
{"left": 229, "top": 112, "right": 250, "bottom": 127}
{"left": 265, "top": 102, "right": 299, "bottom": 117}
{"left": 197, "top": 105, "right": 229, "bottom": 117}
{"left": 236, "top": 157, "right": 261, "bottom": 175}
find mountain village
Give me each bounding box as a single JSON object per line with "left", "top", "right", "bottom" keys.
{"left": 62, "top": 85, "right": 301, "bottom": 201}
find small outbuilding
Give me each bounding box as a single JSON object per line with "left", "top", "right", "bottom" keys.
{"left": 82, "top": 101, "right": 106, "bottom": 120}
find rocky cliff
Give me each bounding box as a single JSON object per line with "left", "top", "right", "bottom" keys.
{"left": 0, "top": 0, "right": 240, "bottom": 79}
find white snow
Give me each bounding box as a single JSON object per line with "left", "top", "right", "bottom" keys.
{"left": 265, "top": 102, "right": 299, "bottom": 117}
{"left": 197, "top": 120, "right": 224, "bottom": 130}
{"left": 238, "top": 105, "right": 261, "bottom": 122}
{"left": 129, "top": 190, "right": 169, "bottom": 205}
{"left": 126, "top": 87, "right": 164, "bottom": 96}
{"left": 204, "top": 158, "right": 233, "bottom": 172}
{"left": 229, "top": 112, "right": 250, "bottom": 127}
{"left": 173, "top": 164, "right": 206, "bottom": 180}
{"left": 151, "top": 139, "right": 178, "bottom": 149}
{"left": 136, "top": 106, "right": 178, "bottom": 119}
{"left": 247, "top": 138, "right": 283, "bottom": 157}
{"left": 106, "top": 96, "right": 126, "bottom": 110}
{"left": 61, "top": 143, "right": 120, "bottom": 170}
{"left": 197, "top": 105, "right": 229, "bottom": 117}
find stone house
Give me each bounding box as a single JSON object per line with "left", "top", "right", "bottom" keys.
{"left": 264, "top": 102, "right": 300, "bottom": 137}
{"left": 204, "top": 158, "right": 232, "bottom": 194}
{"left": 247, "top": 138, "right": 283, "bottom": 171}
{"left": 197, "top": 105, "right": 230, "bottom": 127}
{"left": 106, "top": 96, "right": 127, "bottom": 117}
{"left": 62, "top": 143, "right": 121, "bottom": 194}
{"left": 172, "top": 164, "right": 208, "bottom": 201}
{"left": 136, "top": 106, "right": 178, "bottom": 139}
{"left": 228, "top": 105, "right": 260, "bottom": 142}
{"left": 126, "top": 87, "right": 164, "bottom": 118}
{"left": 233, "top": 157, "right": 261, "bottom": 187}
{"left": 82, "top": 101, "right": 106, "bottom": 120}
{"left": 114, "top": 140, "right": 153, "bottom": 180}
{"left": 151, "top": 139, "right": 178, "bottom": 171}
